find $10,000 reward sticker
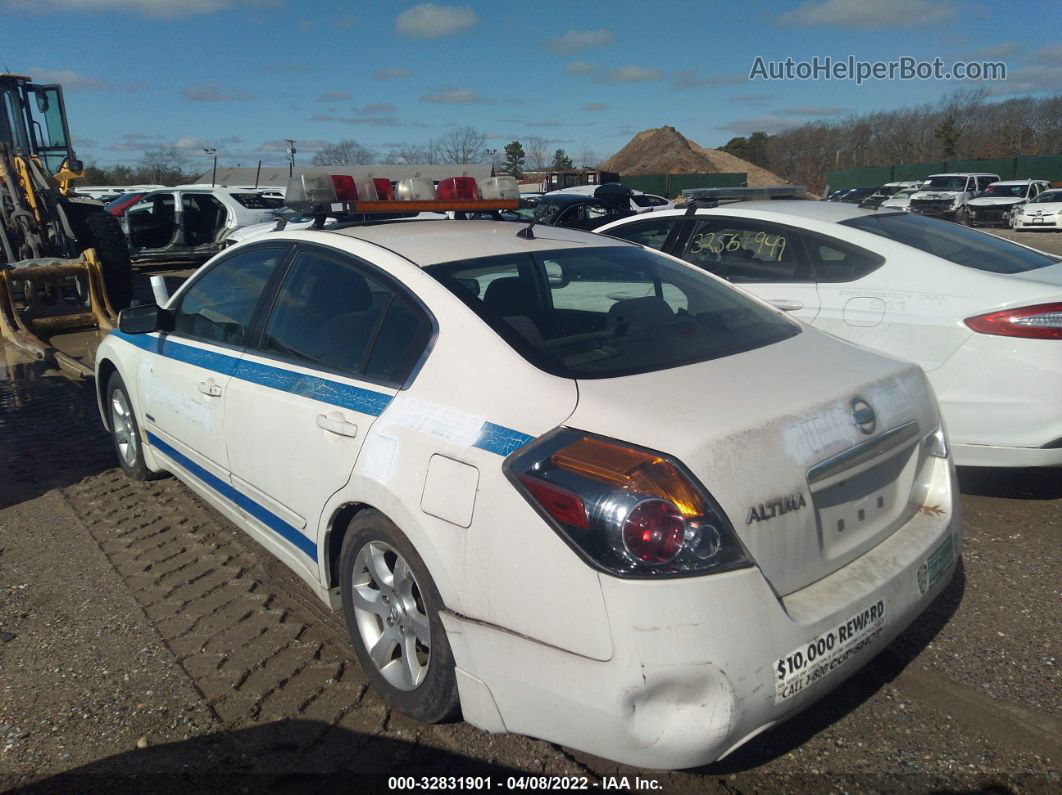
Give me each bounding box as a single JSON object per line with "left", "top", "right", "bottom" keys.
{"left": 774, "top": 600, "right": 886, "bottom": 704}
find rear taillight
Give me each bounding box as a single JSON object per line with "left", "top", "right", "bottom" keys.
{"left": 507, "top": 430, "right": 750, "bottom": 578}
{"left": 964, "top": 302, "right": 1062, "bottom": 340}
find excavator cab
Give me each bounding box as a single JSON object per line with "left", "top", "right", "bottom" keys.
{"left": 0, "top": 74, "right": 131, "bottom": 378}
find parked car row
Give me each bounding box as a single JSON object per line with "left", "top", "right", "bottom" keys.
{"left": 830, "top": 174, "right": 1059, "bottom": 229}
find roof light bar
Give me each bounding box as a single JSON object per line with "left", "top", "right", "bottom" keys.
{"left": 284, "top": 173, "right": 518, "bottom": 215}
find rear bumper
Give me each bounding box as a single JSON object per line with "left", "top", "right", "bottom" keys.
{"left": 445, "top": 458, "right": 961, "bottom": 769}
{"left": 931, "top": 334, "right": 1062, "bottom": 467}
{"left": 951, "top": 442, "right": 1062, "bottom": 468}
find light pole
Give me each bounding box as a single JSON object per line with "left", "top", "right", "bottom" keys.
{"left": 203, "top": 147, "right": 217, "bottom": 186}
{"left": 286, "top": 139, "right": 296, "bottom": 177}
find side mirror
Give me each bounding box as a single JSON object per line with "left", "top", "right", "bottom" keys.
{"left": 118, "top": 303, "right": 168, "bottom": 334}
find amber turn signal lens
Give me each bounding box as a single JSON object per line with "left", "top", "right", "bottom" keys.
{"left": 549, "top": 437, "right": 705, "bottom": 518}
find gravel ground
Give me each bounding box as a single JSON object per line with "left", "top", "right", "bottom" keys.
{"left": 985, "top": 226, "right": 1062, "bottom": 255}
{"left": 0, "top": 257, "right": 1059, "bottom": 793}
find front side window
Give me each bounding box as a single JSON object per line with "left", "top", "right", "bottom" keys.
{"left": 841, "top": 212, "right": 1060, "bottom": 274}
{"left": 683, "top": 219, "right": 809, "bottom": 283}
{"left": 1031, "top": 190, "right": 1062, "bottom": 204}
{"left": 257, "top": 249, "right": 431, "bottom": 384}
{"left": 260, "top": 251, "right": 391, "bottom": 376}
{"left": 605, "top": 217, "right": 679, "bottom": 250}
{"left": 171, "top": 246, "right": 286, "bottom": 345}
{"left": 427, "top": 246, "right": 798, "bottom": 379}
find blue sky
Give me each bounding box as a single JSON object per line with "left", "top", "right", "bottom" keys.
{"left": 2, "top": 0, "right": 1059, "bottom": 170}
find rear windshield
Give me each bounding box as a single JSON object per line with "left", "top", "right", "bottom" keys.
{"left": 841, "top": 212, "right": 1060, "bottom": 274}
{"left": 426, "top": 246, "right": 799, "bottom": 379}
{"left": 231, "top": 193, "right": 285, "bottom": 209}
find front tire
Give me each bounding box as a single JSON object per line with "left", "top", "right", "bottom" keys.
{"left": 66, "top": 202, "right": 134, "bottom": 310}
{"left": 107, "top": 372, "right": 152, "bottom": 480}
{"left": 339, "top": 510, "right": 459, "bottom": 722}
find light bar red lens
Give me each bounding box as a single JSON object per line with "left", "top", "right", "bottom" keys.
{"left": 964, "top": 302, "right": 1062, "bottom": 340}
{"left": 330, "top": 175, "right": 358, "bottom": 202}
{"left": 437, "top": 177, "right": 481, "bottom": 201}
{"left": 518, "top": 474, "right": 588, "bottom": 529}
{"left": 372, "top": 178, "right": 395, "bottom": 201}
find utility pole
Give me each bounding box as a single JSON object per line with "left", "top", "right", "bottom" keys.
{"left": 203, "top": 147, "right": 218, "bottom": 186}
{"left": 286, "top": 139, "right": 296, "bottom": 177}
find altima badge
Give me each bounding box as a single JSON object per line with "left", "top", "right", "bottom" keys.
{"left": 747, "top": 493, "right": 807, "bottom": 524}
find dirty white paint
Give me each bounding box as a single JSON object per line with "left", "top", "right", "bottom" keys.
{"left": 150, "top": 386, "right": 213, "bottom": 431}
{"left": 360, "top": 433, "right": 397, "bottom": 483}
{"left": 380, "top": 394, "right": 483, "bottom": 448}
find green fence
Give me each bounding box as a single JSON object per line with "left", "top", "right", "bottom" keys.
{"left": 620, "top": 172, "right": 747, "bottom": 196}
{"left": 828, "top": 155, "right": 1062, "bottom": 192}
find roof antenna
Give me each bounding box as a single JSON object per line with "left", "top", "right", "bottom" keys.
{"left": 516, "top": 220, "right": 536, "bottom": 239}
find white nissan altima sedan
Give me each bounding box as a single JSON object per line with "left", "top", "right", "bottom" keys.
{"left": 94, "top": 218, "right": 960, "bottom": 769}
{"left": 599, "top": 203, "right": 1062, "bottom": 468}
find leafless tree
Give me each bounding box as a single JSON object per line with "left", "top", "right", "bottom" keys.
{"left": 525, "top": 136, "right": 549, "bottom": 171}
{"left": 438, "top": 126, "right": 487, "bottom": 164}
{"left": 311, "top": 139, "right": 377, "bottom": 166}
{"left": 138, "top": 147, "right": 188, "bottom": 185}
{"left": 577, "top": 146, "right": 600, "bottom": 169}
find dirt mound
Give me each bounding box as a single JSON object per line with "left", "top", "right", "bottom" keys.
{"left": 601, "top": 126, "right": 785, "bottom": 187}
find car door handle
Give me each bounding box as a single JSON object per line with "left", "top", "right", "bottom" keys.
{"left": 316, "top": 413, "right": 358, "bottom": 438}
{"left": 768, "top": 299, "right": 804, "bottom": 312}
{"left": 197, "top": 380, "right": 222, "bottom": 397}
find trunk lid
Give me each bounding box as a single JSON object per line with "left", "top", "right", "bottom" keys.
{"left": 566, "top": 329, "right": 939, "bottom": 595}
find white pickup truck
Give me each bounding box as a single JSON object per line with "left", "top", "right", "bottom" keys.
{"left": 907, "top": 173, "right": 999, "bottom": 223}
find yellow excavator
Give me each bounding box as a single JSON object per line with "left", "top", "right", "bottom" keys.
{"left": 0, "top": 73, "right": 131, "bottom": 377}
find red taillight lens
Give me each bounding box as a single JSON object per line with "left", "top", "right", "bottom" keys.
{"left": 330, "top": 175, "right": 358, "bottom": 202}
{"left": 373, "top": 178, "right": 395, "bottom": 201}
{"left": 518, "top": 475, "right": 588, "bottom": 529}
{"left": 622, "top": 499, "right": 685, "bottom": 564}
{"left": 965, "top": 302, "right": 1062, "bottom": 340}
{"left": 437, "top": 177, "right": 481, "bottom": 201}
{"left": 509, "top": 430, "right": 750, "bottom": 577}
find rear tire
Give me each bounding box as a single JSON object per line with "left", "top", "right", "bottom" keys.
{"left": 66, "top": 202, "right": 134, "bottom": 310}
{"left": 339, "top": 510, "right": 459, "bottom": 723}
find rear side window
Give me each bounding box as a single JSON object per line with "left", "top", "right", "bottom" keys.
{"left": 802, "top": 235, "right": 884, "bottom": 283}
{"left": 171, "top": 246, "right": 286, "bottom": 346}
{"left": 259, "top": 249, "right": 431, "bottom": 384}
{"left": 605, "top": 217, "right": 678, "bottom": 250}
{"left": 841, "top": 212, "right": 1060, "bottom": 274}
{"left": 231, "top": 193, "right": 284, "bottom": 209}
{"left": 683, "top": 219, "right": 810, "bottom": 283}
{"left": 427, "top": 246, "right": 798, "bottom": 379}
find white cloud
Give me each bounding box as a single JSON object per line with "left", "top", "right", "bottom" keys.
{"left": 776, "top": 0, "right": 957, "bottom": 30}
{"left": 671, "top": 70, "right": 746, "bottom": 90}
{"left": 317, "top": 91, "right": 352, "bottom": 102}
{"left": 374, "top": 67, "right": 411, "bottom": 80}
{"left": 24, "top": 67, "right": 144, "bottom": 92}
{"left": 565, "top": 61, "right": 596, "bottom": 76}
{"left": 419, "top": 88, "right": 488, "bottom": 104}
{"left": 581, "top": 102, "right": 609, "bottom": 111}
{"left": 2, "top": 0, "right": 279, "bottom": 17}
{"left": 716, "top": 115, "right": 804, "bottom": 134}
{"left": 356, "top": 103, "right": 399, "bottom": 115}
{"left": 600, "top": 65, "right": 664, "bottom": 83}
{"left": 395, "top": 4, "right": 476, "bottom": 39}
{"left": 182, "top": 82, "right": 256, "bottom": 101}
{"left": 546, "top": 29, "right": 614, "bottom": 55}
{"left": 780, "top": 105, "right": 847, "bottom": 116}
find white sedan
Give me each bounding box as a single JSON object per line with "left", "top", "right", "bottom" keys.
{"left": 94, "top": 218, "right": 959, "bottom": 769}
{"left": 1011, "top": 187, "right": 1062, "bottom": 231}
{"left": 599, "top": 202, "right": 1062, "bottom": 467}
